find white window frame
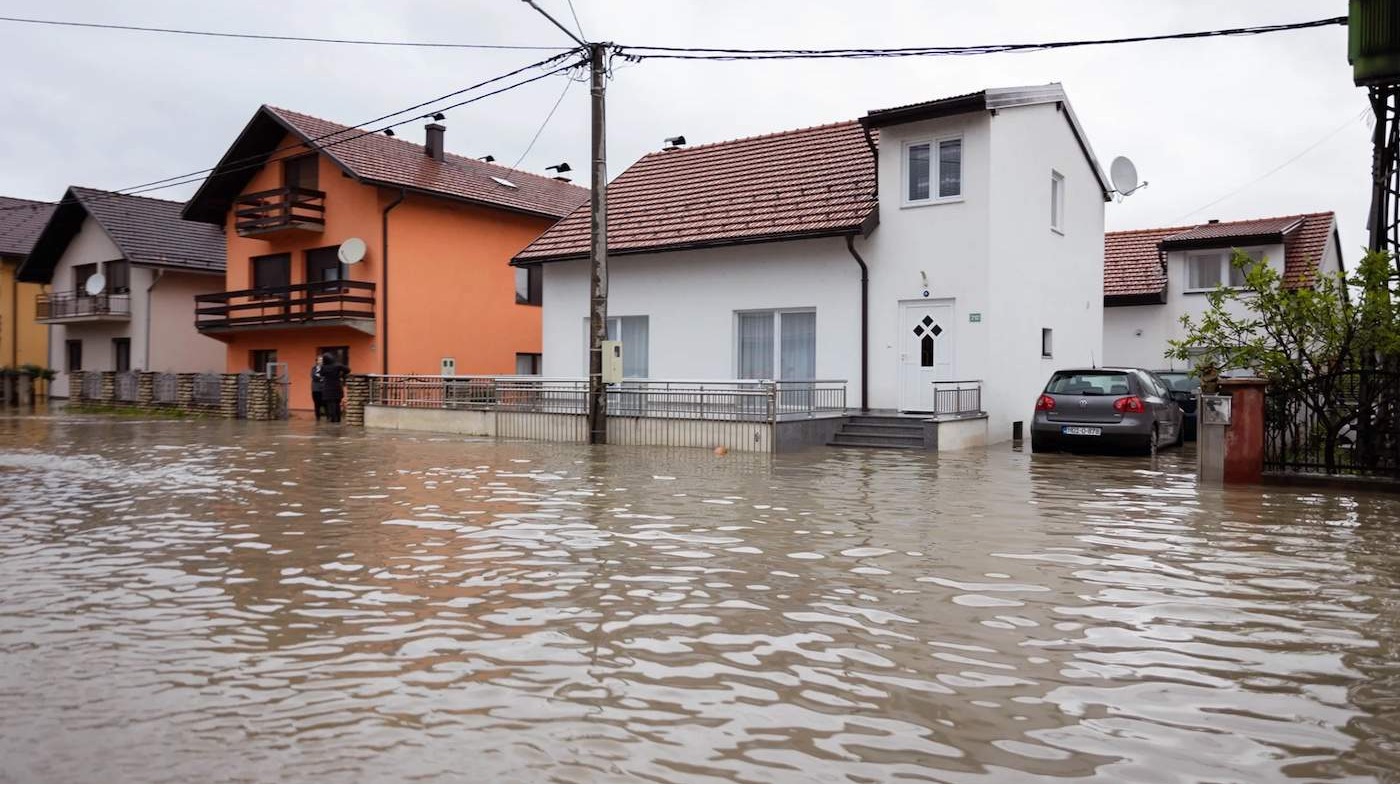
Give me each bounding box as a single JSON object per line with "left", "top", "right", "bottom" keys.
{"left": 1050, "top": 170, "right": 1065, "bottom": 234}
{"left": 902, "top": 135, "right": 963, "bottom": 207}
{"left": 581, "top": 315, "right": 648, "bottom": 378}
{"left": 733, "top": 308, "right": 816, "bottom": 380}
{"left": 1041, "top": 327, "right": 1054, "bottom": 359}
{"left": 1183, "top": 247, "right": 1266, "bottom": 293}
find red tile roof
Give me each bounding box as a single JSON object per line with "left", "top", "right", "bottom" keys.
{"left": 0, "top": 196, "right": 55, "bottom": 257}
{"left": 185, "top": 105, "right": 589, "bottom": 225}
{"left": 514, "top": 120, "right": 878, "bottom": 262}
{"left": 1103, "top": 225, "right": 1185, "bottom": 298}
{"left": 1105, "top": 212, "right": 1338, "bottom": 298}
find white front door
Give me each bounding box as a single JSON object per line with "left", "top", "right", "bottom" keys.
{"left": 898, "top": 300, "right": 955, "bottom": 412}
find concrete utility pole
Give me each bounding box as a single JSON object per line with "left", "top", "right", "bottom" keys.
{"left": 586, "top": 41, "right": 609, "bottom": 444}
{"left": 521, "top": 1, "right": 608, "bottom": 444}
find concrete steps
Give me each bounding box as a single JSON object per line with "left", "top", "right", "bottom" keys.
{"left": 828, "top": 416, "right": 927, "bottom": 450}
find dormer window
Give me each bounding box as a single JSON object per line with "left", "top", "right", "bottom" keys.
{"left": 1185, "top": 247, "right": 1265, "bottom": 292}
{"left": 904, "top": 136, "right": 962, "bottom": 205}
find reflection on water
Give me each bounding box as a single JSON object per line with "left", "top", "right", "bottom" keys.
{"left": 2, "top": 412, "right": 1399, "bottom": 781}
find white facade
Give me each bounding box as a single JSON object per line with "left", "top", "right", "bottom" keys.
{"left": 541, "top": 90, "right": 1108, "bottom": 443}
{"left": 1104, "top": 236, "right": 1342, "bottom": 370}
{"left": 46, "top": 215, "right": 224, "bottom": 394}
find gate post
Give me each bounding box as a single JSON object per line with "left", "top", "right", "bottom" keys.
{"left": 344, "top": 375, "right": 369, "bottom": 426}
{"left": 1221, "top": 377, "right": 1268, "bottom": 484}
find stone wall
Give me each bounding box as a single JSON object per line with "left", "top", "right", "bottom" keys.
{"left": 63, "top": 370, "right": 287, "bottom": 421}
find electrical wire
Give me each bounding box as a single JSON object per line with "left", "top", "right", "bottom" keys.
{"left": 565, "top": 0, "right": 587, "bottom": 42}
{"left": 0, "top": 50, "right": 586, "bottom": 212}
{"left": 1173, "top": 107, "right": 1370, "bottom": 223}
{"left": 615, "top": 15, "right": 1346, "bottom": 60}
{"left": 513, "top": 75, "right": 575, "bottom": 168}
{"left": 0, "top": 14, "right": 563, "bottom": 50}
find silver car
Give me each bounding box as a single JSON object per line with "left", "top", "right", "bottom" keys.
{"left": 1030, "top": 368, "right": 1186, "bottom": 455}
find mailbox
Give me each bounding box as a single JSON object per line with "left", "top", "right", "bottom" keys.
{"left": 1200, "top": 394, "right": 1232, "bottom": 425}
{"left": 601, "top": 341, "right": 624, "bottom": 384}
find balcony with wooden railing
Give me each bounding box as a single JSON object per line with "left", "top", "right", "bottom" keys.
{"left": 234, "top": 186, "right": 326, "bottom": 237}
{"left": 195, "top": 281, "right": 375, "bottom": 335}
{"left": 36, "top": 291, "right": 132, "bottom": 323}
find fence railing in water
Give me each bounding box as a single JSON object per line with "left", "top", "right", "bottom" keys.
{"left": 367, "top": 376, "right": 848, "bottom": 446}
{"left": 931, "top": 380, "right": 983, "bottom": 417}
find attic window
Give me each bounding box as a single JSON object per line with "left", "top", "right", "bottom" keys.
{"left": 491, "top": 176, "right": 518, "bottom": 189}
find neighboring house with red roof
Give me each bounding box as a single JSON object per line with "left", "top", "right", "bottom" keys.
{"left": 1103, "top": 212, "right": 1343, "bottom": 371}
{"left": 515, "top": 84, "right": 1110, "bottom": 445}
{"left": 0, "top": 196, "right": 54, "bottom": 371}
{"left": 18, "top": 187, "right": 228, "bottom": 396}
{"left": 182, "top": 105, "right": 588, "bottom": 414}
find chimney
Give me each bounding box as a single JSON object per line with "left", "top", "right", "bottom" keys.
{"left": 1207, "top": 219, "right": 1219, "bottom": 224}
{"left": 424, "top": 123, "right": 445, "bottom": 162}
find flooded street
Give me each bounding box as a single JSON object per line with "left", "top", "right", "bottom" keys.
{"left": 3, "top": 413, "right": 1400, "bottom": 782}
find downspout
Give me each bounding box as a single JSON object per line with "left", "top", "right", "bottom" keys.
{"left": 144, "top": 268, "right": 163, "bottom": 370}
{"left": 845, "top": 234, "right": 870, "bottom": 412}
{"left": 380, "top": 188, "right": 407, "bottom": 374}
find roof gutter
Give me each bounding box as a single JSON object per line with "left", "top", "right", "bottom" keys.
{"left": 381, "top": 187, "right": 407, "bottom": 374}
{"left": 513, "top": 224, "right": 875, "bottom": 266}
{"left": 845, "top": 233, "right": 869, "bottom": 412}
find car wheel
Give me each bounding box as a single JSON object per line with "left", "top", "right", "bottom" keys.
{"left": 1172, "top": 421, "right": 1185, "bottom": 447}
{"left": 1145, "top": 425, "right": 1159, "bottom": 457}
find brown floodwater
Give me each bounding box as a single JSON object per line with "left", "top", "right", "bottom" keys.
{"left": 2, "top": 411, "right": 1400, "bottom": 781}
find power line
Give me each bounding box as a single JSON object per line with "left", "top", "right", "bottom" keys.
{"left": 1173, "top": 107, "right": 1370, "bottom": 223}
{"left": 513, "top": 75, "right": 576, "bottom": 168}
{"left": 565, "top": 0, "right": 587, "bottom": 42}
{"left": 0, "top": 14, "right": 562, "bottom": 50}
{"left": 520, "top": 0, "right": 587, "bottom": 48}
{"left": 615, "top": 15, "right": 1347, "bottom": 60}
{"left": 0, "top": 50, "right": 585, "bottom": 212}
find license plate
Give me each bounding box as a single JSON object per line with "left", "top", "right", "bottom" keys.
{"left": 1062, "top": 426, "right": 1102, "bottom": 436}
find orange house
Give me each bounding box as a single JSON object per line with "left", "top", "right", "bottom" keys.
{"left": 183, "top": 105, "right": 588, "bottom": 413}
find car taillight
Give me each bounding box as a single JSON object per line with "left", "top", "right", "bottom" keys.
{"left": 1035, "top": 394, "right": 1056, "bottom": 412}
{"left": 1113, "top": 395, "right": 1145, "bottom": 413}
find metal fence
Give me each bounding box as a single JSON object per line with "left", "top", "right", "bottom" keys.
{"left": 367, "top": 375, "right": 848, "bottom": 446}
{"left": 192, "top": 373, "right": 222, "bottom": 406}
{"left": 114, "top": 372, "right": 139, "bottom": 402}
{"left": 81, "top": 372, "right": 101, "bottom": 400}
{"left": 153, "top": 373, "right": 178, "bottom": 404}
{"left": 931, "top": 380, "right": 983, "bottom": 417}
{"left": 1265, "top": 370, "right": 1400, "bottom": 479}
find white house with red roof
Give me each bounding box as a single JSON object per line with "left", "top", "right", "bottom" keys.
{"left": 515, "top": 84, "right": 1109, "bottom": 447}
{"left": 1103, "top": 212, "right": 1343, "bottom": 372}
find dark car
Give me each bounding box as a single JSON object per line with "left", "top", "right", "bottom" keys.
{"left": 1154, "top": 370, "right": 1199, "bottom": 441}
{"left": 1031, "top": 368, "right": 1187, "bottom": 455}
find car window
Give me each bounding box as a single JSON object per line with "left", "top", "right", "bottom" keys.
{"left": 1046, "top": 372, "right": 1131, "bottom": 396}
{"left": 1160, "top": 374, "right": 1198, "bottom": 393}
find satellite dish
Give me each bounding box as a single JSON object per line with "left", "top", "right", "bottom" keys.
{"left": 84, "top": 273, "right": 106, "bottom": 296}
{"left": 337, "top": 237, "right": 367, "bottom": 265}
{"left": 1110, "top": 156, "right": 1145, "bottom": 197}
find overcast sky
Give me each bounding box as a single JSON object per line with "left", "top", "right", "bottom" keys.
{"left": 0, "top": 0, "right": 1369, "bottom": 258}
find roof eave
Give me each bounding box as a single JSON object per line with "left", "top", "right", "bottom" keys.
{"left": 358, "top": 178, "right": 574, "bottom": 221}
{"left": 1160, "top": 232, "right": 1287, "bottom": 251}
{"left": 512, "top": 223, "right": 873, "bottom": 266}
{"left": 860, "top": 92, "right": 987, "bottom": 129}
{"left": 1104, "top": 289, "right": 1167, "bottom": 307}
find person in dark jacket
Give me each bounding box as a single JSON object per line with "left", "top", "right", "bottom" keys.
{"left": 310, "top": 357, "right": 326, "bottom": 421}
{"left": 320, "top": 353, "right": 350, "bottom": 423}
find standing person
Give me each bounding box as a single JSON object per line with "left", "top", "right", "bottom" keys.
{"left": 320, "top": 352, "right": 350, "bottom": 423}
{"left": 310, "top": 356, "right": 326, "bottom": 421}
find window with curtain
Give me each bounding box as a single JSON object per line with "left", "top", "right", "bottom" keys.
{"left": 737, "top": 312, "right": 775, "bottom": 378}
{"left": 906, "top": 137, "right": 962, "bottom": 203}
{"left": 105, "top": 261, "right": 130, "bottom": 294}
{"left": 737, "top": 310, "right": 816, "bottom": 380}
{"left": 584, "top": 316, "right": 649, "bottom": 378}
